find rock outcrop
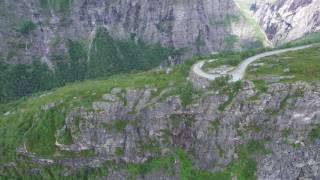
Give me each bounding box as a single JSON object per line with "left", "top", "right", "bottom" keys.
{"left": 0, "top": 0, "right": 264, "bottom": 66}
{"left": 14, "top": 80, "right": 320, "bottom": 179}
{"left": 253, "top": 0, "right": 320, "bottom": 45}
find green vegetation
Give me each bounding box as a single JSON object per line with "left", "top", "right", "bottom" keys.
{"left": 246, "top": 45, "right": 320, "bottom": 83}
{"left": 0, "top": 28, "right": 175, "bottom": 103}
{"left": 218, "top": 81, "right": 242, "bottom": 111}
{"left": 0, "top": 61, "right": 57, "bottom": 103}
{"left": 224, "top": 35, "right": 239, "bottom": 49}
{"left": 209, "top": 76, "right": 243, "bottom": 111}
{"left": 88, "top": 28, "right": 173, "bottom": 78}
{"left": 281, "top": 128, "right": 292, "bottom": 144}
{"left": 26, "top": 108, "right": 66, "bottom": 156}
{"left": 1, "top": 162, "right": 109, "bottom": 179}
{"left": 169, "top": 114, "right": 196, "bottom": 129}
{"left": 176, "top": 140, "right": 268, "bottom": 180}
{"left": 209, "top": 15, "right": 240, "bottom": 26}
{"left": 0, "top": 39, "right": 89, "bottom": 103}
{"left": 0, "top": 54, "right": 199, "bottom": 163}
{"left": 125, "top": 155, "right": 176, "bottom": 177}
{"left": 209, "top": 119, "right": 221, "bottom": 132}
{"left": 55, "top": 40, "right": 88, "bottom": 84}
{"left": 202, "top": 46, "right": 272, "bottom": 72}
{"left": 203, "top": 56, "right": 240, "bottom": 71}
{"left": 104, "top": 120, "right": 129, "bottom": 133}
{"left": 281, "top": 32, "right": 320, "bottom": 48}
{"left": 1, "top": 37, "right": 317, "bottom": 178}
{"left": 115, "top": 147, "right": 124, "bottom": 156}
{"left": 235, "top": 1, "right": 270, "bottom": 48}
{"left": 40, "top": 0, "right": 73, "bottom": 12}
{"left": 309, "top": 124, "right": 320, "bottom": 143}
{"left": 1, "top": 141, "right": 268, "bottom": 179}
{"left": 252, "top": 80, "right": 268, "bottom": 93}
{"left": 178, "top": 83, "right": 199, "bottom": 107}
{"left": 17, "top": 21, "right": 36, "bottom": 35}
{"left": 137, "top": 139, "right": 161, "bottom": 155}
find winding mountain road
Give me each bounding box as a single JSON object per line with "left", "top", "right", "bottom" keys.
{"left": 192, "top": 44, "right": 316, "bottom": 82}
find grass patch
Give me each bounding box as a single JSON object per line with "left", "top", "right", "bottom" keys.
{"left": 1, "top": 140, "right": 268, "bottom": 179}
{"left": 246, "top": 45, "right": 320, "bottom": 83}
{"left": 209, "top": 76, "right": 243, "bottom": 111}
{"left": 40, "top": 0, "right": 73, "bottom": 13}
{"left": 309, "top": 124, "right": 320, "bottom": 143}
{"left": 17, "top": 21, "right": 36, "bottom": 35}
{"left": 115, "top": 147, "right": 124, "bottom": 156}
{"left": 203, "top": 55, "right": 241, "bottom": 71}
{"left": 209, "top": 119, "right": 221, "bottom": 132}
{"left": 0, "top": 55, "right": 200, "bottom": 164}
{"left": 177, "top": 140, "right": 268, "bottom": 180}
{"left": 178, "top": 83, "right": 200, "bottom": 107}
{"left": 104, "top": 120, "right": 129, "bottom": 133}
{"left": 120, "top": 155, "right": 177, "bottom": 178}
{"left": 281, "top": 32, "right": 320, "bottom": 48}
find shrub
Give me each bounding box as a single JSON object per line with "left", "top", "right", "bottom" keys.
{"left": 179, "top": 83, "right": 198, "bottom": 107}
{"left": 17, "top": 21, "right": 36, "bottom": 35}
{"left": 115, "top": 147, "right": 124, "bottom": 156}
{"left": 309, "top": 125, "right": 320, "bottom": 143}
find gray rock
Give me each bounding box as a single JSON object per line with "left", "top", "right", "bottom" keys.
{"left": 13, "top": 82, "right": 320, "bottom": 179}
{"left": 254, "top": 0, "right": 320, "bottom": 44}
{"left": 102, "top": 94, "right": 119, "bottom": 102}
{"left": 41, "top": 102, "right": 56, "bottom": 111}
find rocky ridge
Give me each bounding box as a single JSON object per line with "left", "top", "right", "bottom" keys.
{"left": 0, "top": 0, "right": 265, "bottom": 66}
{"left": 253, "top": 0, "right": 320, "bottom": 45}
{"left": 11, "top": 79, "right": 320, "bottom": 179}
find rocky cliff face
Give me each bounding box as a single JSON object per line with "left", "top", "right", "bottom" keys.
{"left": 0, "top": 0, "right": 263, "bottom": 66}
{"left": 1, "top": 0, "right": 319, "bottom": 65}
{"left": 14, "top": 80, "right": 320, "bottom": 179}
{"left": 253, "top": 0, "right": 320, "bottom": 45}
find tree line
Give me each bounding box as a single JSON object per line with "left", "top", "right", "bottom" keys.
{"left": 0, "top": 29, "right": 173, "bottom": 103}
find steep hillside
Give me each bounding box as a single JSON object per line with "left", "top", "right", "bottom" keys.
{"left": 1, "top": 1, "right": 320, "bottom": 179}
{"left": 0, "top": 0, "right": 265, "bottom": 66}
{"left": 252, "top": 0, "right": 320, "bottom": 45}
{"left": 0, "top": 0, "right": 271, "bottom": 103}
{"left": 1, "top": 45, "right": 320, "bottom": 179}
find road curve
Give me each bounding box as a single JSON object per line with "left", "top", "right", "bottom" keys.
{"left": 192, "top": 44, "right": 316, "bottom": 82}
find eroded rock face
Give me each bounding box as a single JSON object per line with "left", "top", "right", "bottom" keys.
{"left": 87, "top": 0, "right": 236, "bottom": 55}
{"left": 253, "top": 0, "right": 320, "bottom": 44}
{"left": 37, "top": 81, "right": 320, "bottom": 179}
{"left": 0, "top": 0, "right": 263, "bottom": 65}
{"left": 257, "top": 145, "right": 320, "bottom": 180}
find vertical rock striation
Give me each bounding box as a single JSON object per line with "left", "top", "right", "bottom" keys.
{"left": 0, "top": 0, "right": 263, "bottom": 65}
{"left": 253, "top": 0, "right": 320, "bottom": 45}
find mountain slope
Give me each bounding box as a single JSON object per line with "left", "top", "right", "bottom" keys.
{"left": 0, "top": 0, "right": 266, "bottom": 67}
{"left": 1, "top": 45, "right": 320, "bottom": 179}
{"left": 0, "top": 0, "right": 273, "bottom": 104}
{"left": 253, "top": 0, "right": 320, "bottom": 45}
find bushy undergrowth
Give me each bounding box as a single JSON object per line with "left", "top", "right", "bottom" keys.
{"left": 246, "top": 45, "right": 320, "bottom": 83}
{"left": 280, "top": 32, "right": 320, "bottom": 48}
{"left": 0, "top": 141, "right": 267, "bottom": 179}
{"left": 0, "top": 29, "right": 174, "bottom": 103}
{"left": 209, "top": 76, "right": 243, "bottom": 111}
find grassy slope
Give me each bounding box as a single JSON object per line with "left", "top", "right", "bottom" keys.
{"left": 0, "top": 53, "right": 267, "bottom": 179}
{"left": 1, "top": 44, "right": 319, "bottom": 178}
{"left": 0, "top": 28, "right": 174, "bottom": 103}
{"left": 246, "top": 45, "right": 320, "bottom": 83}
{"left": 0, "top": 57, "right": 197, "bottom": 163}
{"left": 280, "top": 32, "right": 320, "bottom": 47}
{"left": 234, "top": 0, "right": 271, "bottom": 48}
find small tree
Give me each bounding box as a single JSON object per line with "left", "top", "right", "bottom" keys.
{"left": 17, "top": 21, "right": 36, "bottom": 35}
{"left": 17, "top": 21, "right": 36, "bottom": 50}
